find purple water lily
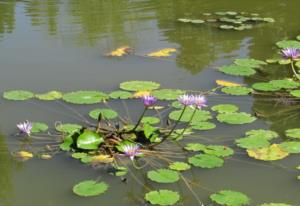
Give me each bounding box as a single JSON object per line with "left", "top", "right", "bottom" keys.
{"left": 194, "top": 95, "right": 207, "bottom": 109}
{"left": 17, "top": 120, "right": 32, "bottom": 136}
{"left": 122, "top": 144, "right": 142, "bottom": 160}
{"left": 178, "top": 94, "right": 195, "bottom": 106}
{"left": 281, "top": 48, "right": 300, "bottom": 60}
{"left": 142, "top": 95, "right": 157, "bottom": 107}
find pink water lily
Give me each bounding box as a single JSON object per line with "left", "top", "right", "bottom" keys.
{"left": 281, "top": 48, "right": 300, "bottom": 60}
{"left": 122, "top": 144, "right": 142, "bottom": 160}
{"left": 17, "top": 120, "right": 33, "bottom": 136}
{"left": 142, "top": 95, "right": 157, "bottom": 107}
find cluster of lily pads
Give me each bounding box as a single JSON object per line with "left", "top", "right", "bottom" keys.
{"left": 178, "top": 11, "right": 275, "bottom": 31}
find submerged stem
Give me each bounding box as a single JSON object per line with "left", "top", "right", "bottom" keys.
{"left": 175, "top": 107, "right": 197, "bottom": 139}
{"left": 131, "top": 107, "right": 147, "bottom": 131}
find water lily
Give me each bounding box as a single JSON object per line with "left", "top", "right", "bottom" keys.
{"left": 122, "top": 144, "right": 142, "bottom": 160}
{"left": 142, "top": 95, "right": 157, "bottom": 107}
{"left": 178, "top": 94, "right": 195, "bottom": 106}
{"left": 194, "top": 95, "right": 207, "bottom": 109}
{"left": 17, "top": 120, "right": 32, "bottom": 136}
{"left": 281, "top": 48, "right": 300, "bottom": 60}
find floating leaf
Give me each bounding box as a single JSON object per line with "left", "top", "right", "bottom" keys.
{"left": 89, "top": 108, "right": 118, "bottom": 120}
{"left": 71, "top": 152, "right": 87, "bottom": 159}
{"left": 252, "top": 82, "right": 281, "bottom": 92}
{"left": 145, "top": 190, "right": 180, "bottom": 206}
{"left": 177, "top": 18, "right": 191, "bottom": 23}
{"left": 210, "top": 190, "right": 250, "bottom": 206}
{"left": 184, "top": 143, "right": 206, "bottom": 152}
{"left": 204, "top": 145, "right": 234, "bottom": 157}
{"left": 285, "top": 128, "right": 300, "bottom": 139}
{"left": 188, "top": 154, "right": 224, "bottom": 168}
{"left": 276, "top": 40, "right": 300, "bottom": 49}
{"left": 212, "top": 104, "right": 239, "bottom": 113}
{"left": 190, "top": 19, "right": 205, "bottom": 24}
{"left": 263, "top": 17, "right": 275, "bottom": 23}
{"left": 147, "top": 48, "right": 177, "bottom": 57}
{"left": 234, "top": 58, "right": 266, "bottom": 68}
{"left": 236, "top": 136, "right": 270, "bottom": 149}
{"left": 73, "top": 180, "right": 108, "bottom": 197}
{"left": 147, "top": 169, "right": 179, "bottom": 183}
{"left": 290, "top": 90, "right": 300, "bottom": 97}
{"left": 59, "top": 135, "right": 73, "bottom": 151}
{"left": 63, "top": 91, "right": 108, "bottom": 104}
{"left": 169, "top": 162, "right": 191, "bottom": 171}
{"left": 152, "top": 89, "right": 185, "bottom": 100}
{"left": 56, "top": 123, "right": 81, "bottom": 134}
{"left": 169, "top": 108, "right": 212, "bottom": 122}
{"left": 278, "top": 59, "right": 291, "bottom": 65}
{"left": 13, "top": 151, "right": 33, "bottom": 161}
{"left": 3, "top": 90, "right": 34, "bottom": 100}
{"left": 216, "top": 80, "right": 242, "bottom": 87}
{"left": 40, "top": 154, "right": 52, "bottom": 160}
{"left": 219, "top": 65, "right": 256, "bottom": 76}
{"left": 106, "top": 46, "right": 131, "bottom": 57}
{"left": 109, "top": 90, "right": 132, "bottom": 99}
{"left": 217, "top": 112, "right": 256, "bottom": 124}
{"left": 133, "top": 90, "right": 151, "bottom": 98}
{"left": 91, "top": 155, "right": 114, "bottom": 164}
{"left": 31, "top": 122, "right": 48, "bottom": 133}
{"left": 35, "top": 91, "right": 62, "bottom": 100}
{"left": 120, "top": 81, "right": 160, "bottom": 91}
{"left": 219, "top": 25, "right": 234, "bottom": 30}
{"left": 191, "top": 122, "right": 216, "bottom": 130}
{"left": 77, "top": 130, "right": 104, "bottom": 150}
{"left": 221, "top": 87, "right": 253, "bottom": 95}
{"left": 278, "top": 141, "right": 300, "bottom": 154}
{"left": 245, "top": 129, "right": 278, "bottom": 140}
{"left": 247, "top": 144, "right": 289, "bottom": 161}
{"left": 141, "top": 116, "right": 160, "bottom": 125}
{"left": 269, "top": 79, "right": 300, "bottom": 89}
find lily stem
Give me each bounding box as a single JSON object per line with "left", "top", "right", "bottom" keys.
{"left": 291, "top": 61, "right": 300, "bottom": 80}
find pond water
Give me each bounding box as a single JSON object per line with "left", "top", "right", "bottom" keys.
{"left": 0, "top": 0, "right": 300, "bottom": 205}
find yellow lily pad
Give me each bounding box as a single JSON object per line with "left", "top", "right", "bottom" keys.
{"left": 147, "top": 48, "right": 176, "bottom": 57}
{"left": 91, "top": 155, "right": 114, "bottom": 164}
{"left": 247, "top": 144, "right": 289, "bottom": 161}
{"left": 216, "top": 80, "right": 242, "bottom": 87}
{"left": 106, "top": 46, "right": 131, "bottom": 57}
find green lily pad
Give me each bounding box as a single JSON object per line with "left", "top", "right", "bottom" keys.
{"left": 89, "top": 108, "right": 118, "bottom": 120}
{"left": 219, "top": 65, "right": 256, "bottom": 76}
{"left": 31, "top": 122, "right": 48, "bottom": 133}
{"left": 204, "top": 145, "right": 234, "bottom": 157}
{"left": 147, "top": 169, "right": 179, "bottom": 183}
{"left": 145, "top": 190, "right": 180, "bottom": 206}
{"left": 73, "top": 180, "right": 108, "bottom": 197}
{"left": 260, "top": 203, "right": 292, "bottom": 206}
{"left": 278, "top": 141, "right": 300, "bottom": 153}
{"left": 285, "top": 128, "right": 300, "bottom": 139}
{"left": 152, "top": 89, "right": 185, "bottom": 100}
{"left": 177, "top": 18, "right": 191, "bottom": 23}
{"left": 245, "top": 129, "right": 279, "bottom": 140}
{"left": 234, "top": 58, "right": 266, "bottom": 68}
{"left": 191, "top": 122, "right": 216, "bottom": 130}
{"left": 71, "top": 152, "right": 88, "bottom": 159}
{"left": 263, "top": 17, "right": 275, "bottom": 23}
{"left": 109, "top": 90, "right": 132, "bottom": 99}
{"left": 56, "top": 123, "right": 82, "bottom": 134}
{"left": 212, "top": 104, "right": 239, "bottom": 113}
{"left": 184, "top": 143, "right": 206, "bottom": 152}
{"left": 252, "top": 82, "right": 281, "bottom": 92}
{"left": 221, "top": 87, "right": 253, "bottom": 95}
{"left": 210, "top": 190, "right": 250, "bottom": 206}
{"left": 63, "top": 91, "right": 108, "bottom": 104}
{"left": 169, "top": 108, "right": 212, "bottom": 122}
{"left": 35, "top": 91, "right": 62, "bottom": 100}
{"left": 188, "top": 154, "right": 224, "bottom": 168}
{"left": 120, "top": 80, "right": 160, "bottom": 91}
{"left": 169, "top": 162, "right": 191, "bottom": 171}
{"left": 59, "top": 135, "right": 73, "bottom": 151}
{"left": 190, "top": 19, "right": 205, "bottom": 24}
{"left": 236, "top": 136, "right": 270, "bottom": 149}
{"left": 3, "top": 90, "right": 34, "bottom": 100}
{"left": 141, "top": 116, "right": 160, "bottom": 125}
{"left": 290, "top": 90, "right": 300, "bottom": 97}
{"left": 77, "top": 130, "right": 104, "bottom": 150}
{"left": 278, "top": 59, "right": 291, "bottom": 65}
{"left": 276, "top": 40, "right": 300, "bottom": 49}
{"left": 269, "top": 79, "right": 300, "bottom": 89}
{"left": 219, "top": 25, "right": 234, "bottom": 30}
{"left": 217, "top": 112, "right": 256, "bottom": 124}
{"left": 247, "top": 144, "right": 289, "bottom": 161}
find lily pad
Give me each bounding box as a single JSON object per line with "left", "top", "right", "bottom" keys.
{"left": 169, "top": 108, "right": 212, "bottom": 122}
{"left": 59, "top": 135, "right": 73, "bottom": 151}
{"left": 56, "top": 123, "right": 82, "bottom": 134}
{"left": 3, "top": 90, "right": 34, "bottom": 100}
{"left": 77, "top": 130, "right": 104, "bottom": 150}
{"left": 35, "top": 91, "right": 62, "bottom": 100}
{"left": 278, "top": 141, "right": 300, "bottom": 153}
{"left": 252, "top": 82, "right": 281, "bottom": 92}
{"left": 234, "top": 58, "right": 266, "bottom": 68}
{"left": 145, "top": 190, "right": 180, "bottom": 206}
{"left": 217, "top": 112, "right": 256, "bottom": 124}
{"left": 285, "top": 128, "right": 300, "bottom": 139}
{"left": 219, "top": 25, "right": 234, "bottom": 30}
{"left": 188, "top": 154, "right": 224, "bottom": 168}
{"left": 184, "top": 143, "right": 206, "bottom": 151}
{"left": 290, "top": 90, "right": 300, "bottom": 97}
{"left": 219, "top": 65, "right": 256, "bottom": 76}
{"left": 63, "top": 91, "right": 108, "bottom": 104}
{"left": 236, "top": 136, "right": 270, "bottom": 149}
{"left": 276, "top": 40, "right": 300, "bottom": 49}
{"left": 177, "top": 18, "right": 191, "bottom": 23}
{"left": 221, "top": 87, "right": 253, "bottom": 95}
{"left": 152, "top": 89, "right": 185, "bottom": 100}
{"left": 31, "top": 122, "right": 48, "bottom": 133}
{"left": 269, "top": 79, "right": 300, "bottom": 89}
{"left": 89, "top": 108, "right": 118, "bottom": 120}
{"left": 245, "top": 129, "right": 279, "bottom": 140}
{"left": 73, "top": 180, "right": 108, "bottom": 197}
{"left": 212, "top": 104, "right": 239, "bottom": 113}
{"left": 190, "top": 19, "right": 205, "bottom": 24}
{"left": 204, "top": 145, "right": 234, "bottom": 157}
{"left": 147, "top": 169, "right": 179, "bottom": 183}
{"left": 191, "top": 122, "right": 216, "bottom": 130}
{"left": 141, "top": 116, "right": 160, "bottom": 125}
{"left": 210, "top": 190, "right": 250, "bottom": 206}
{"left": 109, "top": 90, "right": 132, "bottom": 99}
{"left": 71, "top": 152, "right": 88, "bottom": 159}
{"left": 247, "top": 144, "right": 289, "bottom": 161}
{"left": 120, "top": 80, "right": 160, "bottom": 91}
{"left": 169, "top": 162, "right": 191, "bottom": 171}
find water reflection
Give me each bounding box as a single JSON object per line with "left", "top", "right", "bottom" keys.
{"left": 0, "top": 0, "right": 16, "bottom": 39}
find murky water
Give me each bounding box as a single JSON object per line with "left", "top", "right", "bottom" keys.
{"left": 0, "top": 0, "right": 300, "bottom": 205}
